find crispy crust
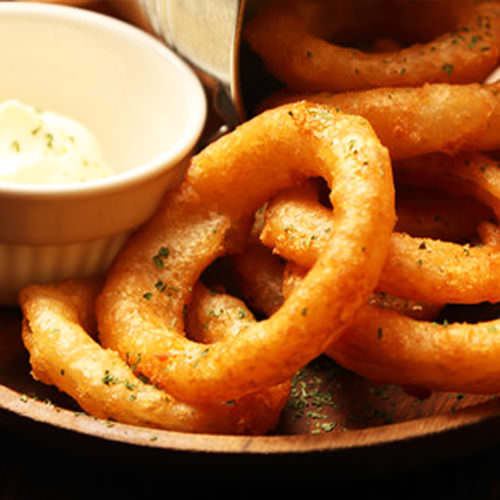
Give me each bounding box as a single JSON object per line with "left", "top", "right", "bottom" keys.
{"left": 231, "top": 244, "right": 284, "bottom": 317}
{"left": 261, "top": 83, "right": 500, "bottom": 159}
{"left": 281, "top": 263, "right": 500, "bottom": 394}
{"left": 20, "top": 280, "right": 288, "bottom": 434}
{"left": 261, "top": 153, "right": 500, "bottom": 304}
{"left": 246, "top": 0, "right": 500, "bottom": 92}
{"left": 330, "top": 304, "right": 500, "bottom": 394}
{"left": 96, "top": 102, "right": 395, "bottom": 404}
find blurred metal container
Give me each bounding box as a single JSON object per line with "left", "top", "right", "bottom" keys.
{"left": 107, "top": 0, "right": 248, "bottom": 129}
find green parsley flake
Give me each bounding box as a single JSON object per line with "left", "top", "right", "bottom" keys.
{"left": 152, "top": 255, "right": 164, "bottom": 269}
{"left": 320, "top": 422, "right": 336, "bottom": 432}
{"left": 306, "top": 410, "right": 327, "bottom": 420}
{"left": 158, "top": 246, "right": 169, "bottom": 257}
{"left": 208, "top": 308, "right": 223, "bottom": 318}
{"left": 468, "top": 35, "right": 480, "bottom": 48}
{"left": 102, "top": 370, "right": 119, "bottom": 386}
{"left": 442, "top": 63, "right": 454, "bottom": 76}
{"left": 152, "top": 246, "right": 170, "bottom": 269}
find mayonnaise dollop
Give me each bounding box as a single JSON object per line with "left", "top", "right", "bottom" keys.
{"left": 0, "top": 100, "right": 112, "bottom": 185}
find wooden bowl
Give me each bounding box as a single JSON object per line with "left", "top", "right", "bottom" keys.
{"left": 1, "top": 305, "right": 500, "bottom": 474}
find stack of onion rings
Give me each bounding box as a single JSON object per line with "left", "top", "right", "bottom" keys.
{"left": 20, "top": 279, "right": 288, "bottom": 434}
{"left": 17, "top": 1, "right": 500, "bottom": 434}
{"left": 245, "top": 0, "right": 500, "bottom": 92}
{"left": 96, "top": 102, "right": 394, "bottom": 405}
{"left": 19, "top": 101, "right": 395, "bottom": 433}
{"left": 261, "top": 153, "right": 500, "bottom": 304}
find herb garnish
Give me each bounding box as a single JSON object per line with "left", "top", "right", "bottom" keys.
{"left": 102, "top": 370, "right": 119, "bottom": 386}
{"left": 442, "top": 63, "right": 454, "bottom": 76}
{"left": 155, "top": 280, "right": 167, "bottom": 292}
{"left": 152, "top": 246, "right": 169, "bottom": 269}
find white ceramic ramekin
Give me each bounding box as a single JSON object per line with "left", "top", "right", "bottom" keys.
{"left": 0, "top": 2, "right": 206, "bottom": 304}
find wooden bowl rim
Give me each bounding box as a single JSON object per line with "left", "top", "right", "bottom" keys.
{"left": 1, "top": 382, "right": 499, "bottom": 454}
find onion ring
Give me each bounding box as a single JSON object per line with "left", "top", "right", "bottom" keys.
{"left": 229, "top": 241, "right": 441, "bottom": 323}
{"left": 96, "top": 102, "right": 395, "bottom": 404}
{"left": 261, "top": 153, "right": 500, "bottom": 304}
{"left": 186, "top": 283, "right": 257, "bottom": 344}
{"left": 394, "top": 153, "right": 500, "bottom": 214}
{"left": 281, "top": 263, "right": 500, "bottom": 394}
{"left": 231, "top": 244, "right": 284, "bottom": 316}
{"left": 330, "top": 303, "right": 500, "bottom": 394}
{"left": 281, "top": 262, "right": 441, "bottom": 323}
{"left": 261, "top": 83, "right": 500, "bottom": 159}
{"left": 245, "top": 0, "right": 500, "bottom": 92}
{"left": 396, "top": 187, "right": 493, "bottom": 242}
{"left": 20, "top": 280, "right": 287, "bottom": 434}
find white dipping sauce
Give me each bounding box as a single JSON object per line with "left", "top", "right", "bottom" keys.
{"left": 0, "top": 100, "right": 112, "bottom": 184}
